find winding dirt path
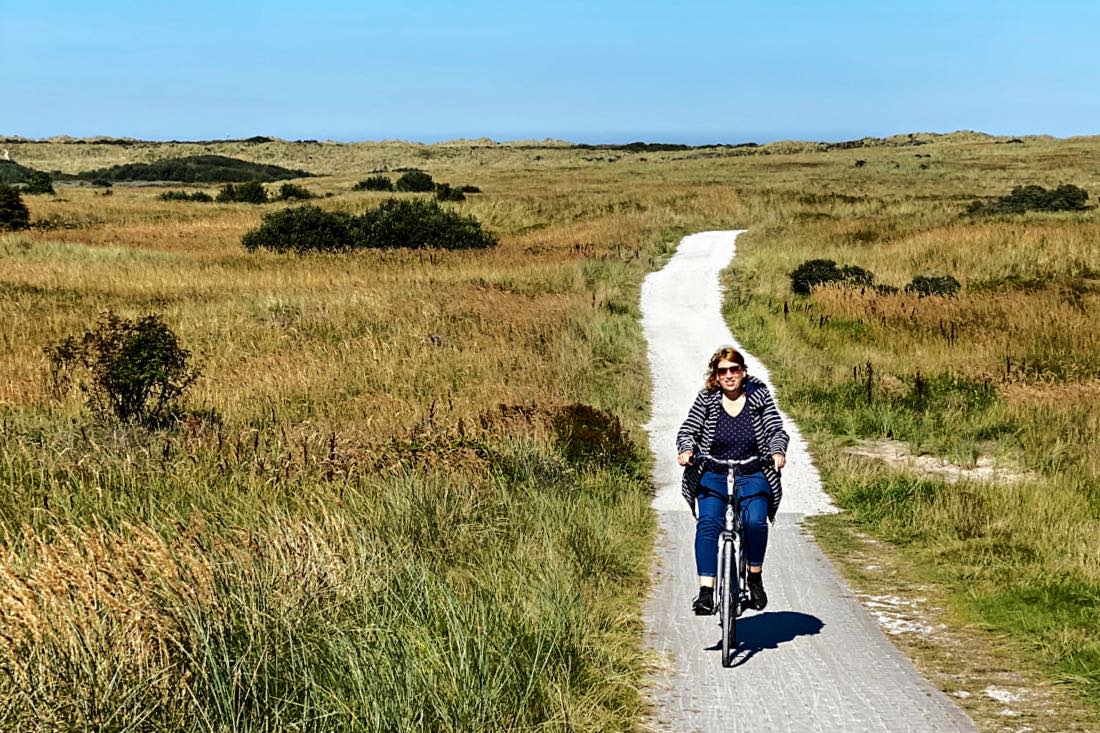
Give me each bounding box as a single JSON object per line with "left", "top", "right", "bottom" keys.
{"left": 640, "top": 231, "right": 975, "bottom": 732}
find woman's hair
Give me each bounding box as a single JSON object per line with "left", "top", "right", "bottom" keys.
{"left": 704, "top": 346, "right": 747, "bottom": 392}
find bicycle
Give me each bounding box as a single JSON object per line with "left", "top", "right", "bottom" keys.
{"left": 692, "top": 452, "right": 766, "bottom": 667}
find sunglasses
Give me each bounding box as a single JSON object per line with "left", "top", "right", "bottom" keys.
{"left": 715, "top": 365, "right": 744, "bottom": 376}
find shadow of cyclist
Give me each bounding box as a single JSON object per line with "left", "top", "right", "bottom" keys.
{"left": 706, "top": 611, "right": 824, "bottom": 667}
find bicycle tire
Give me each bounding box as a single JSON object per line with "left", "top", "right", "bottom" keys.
{"left": 720, "top": 537, "right": 736, "bottom": 667}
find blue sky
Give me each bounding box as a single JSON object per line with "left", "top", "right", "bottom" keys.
{"left": 4, "top": 0, "right": 1098, "bottom": 143}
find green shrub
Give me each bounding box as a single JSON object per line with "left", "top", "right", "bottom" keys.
{"left": 0, "top": 184, "right": 30, "bottom": 230}
{"left": 434, "top": 184, "right": 466, "bottom": 202}
{"left": 353, "top": 176, "right": 394, "bottom": 191}
{"left": 44, "top": 312, "right": 200, "bottom": 425}
{"left": 242, "top": 199, "right": 497, "bottom": 253}
{"left": 242, "top": 205, "right": 357, "bottom": 253}
{"left": 789, "top": 258, "right": 876, "bottom": 295}
{"left": 158, "top": 190, "right": 213, "bottom": 202}
{"left": 25, "top": 171, "right": 55, "bottom": 195}
{"left": 459, "top": 184, "right": 481, "bottom": 194}
{"left": 357, "top": 198, "right": 496, "bottom": 250}
{"left": 395, "top": 171, "right": 435, "bottom": 193}
{"left": 217, "top": 181, "right": 269, "bottom": 204}
{"left": 967, "top": 184, "right": 1089, "bottom": 215}
{"left": 277, "top": 183, "right": 314, "bottom": 200}
{"left": 905, "top": 274, "right": 960, "bottom": 297}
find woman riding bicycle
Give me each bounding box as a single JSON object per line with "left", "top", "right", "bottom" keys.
{"left": 676, "top": 346, "right": 789, "bottom": 615}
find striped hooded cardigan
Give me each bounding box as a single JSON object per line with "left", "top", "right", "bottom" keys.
{"left": 676, "top": 375, "right": 789, "bottom": 519}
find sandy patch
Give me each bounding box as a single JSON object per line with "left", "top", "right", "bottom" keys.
{"left": 845, "top": 438, "right": 1034, "bottom": 485}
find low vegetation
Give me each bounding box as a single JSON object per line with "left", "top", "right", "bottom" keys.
{"left": 157, "top": 190, "right": 213, "bottom": 202}
{"left": 967, "top": 183, "right": 1090, "bottom": 215}
{"left": 77, "top": 154, "right": 310, "bottom": 183}
{"left": 353, "top": 175, "right": 394, "bottom": 191}
{"left": 395, "top": 170, "right": 435, "bottom": 192}
{"left": 789, "top": 258, "right": 875, "bottom": 294}
{"left": 242, "top": 199, "right": 497, "bottom": 253}
{"left": 216, "top": 181, "right": 269, "bottom": 204}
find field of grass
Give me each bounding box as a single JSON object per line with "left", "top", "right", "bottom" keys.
{"left": 1, "top": 131, "right": 1098, "bottom": 729}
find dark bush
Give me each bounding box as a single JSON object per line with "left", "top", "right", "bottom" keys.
{"left": 789, "top": 259, "right": 876, "bottom": 295}
{"left": 395, "top": 170, "right": 435, "bottom": 192}
{"left": 873, "top": 283, "right": 900, "bottom": 295}
{"left": 89, "top": 178, "right": 113, "bottom": 188}
{"left": 241, "top": 199, "right": 496, "bottom": 253}
{"left": 905, "top": 275, "right": 960, "bottom": 297}
{"left": 967, "top": 184, "right": 1089, "bottom": 216}
{"left": 217, "top": 181, "right": 269, "bottom": 204}
{"left": 353, "top": 176, "right": 394, "bottom": 191}
{"left": 158, "top": 190, "right": 213, "bottom": 202}
{"left": 44, "top": 311, "right": 200, "bottom": 425}
{"left": 552, "top": 403, "right": 637, "bottom": 471}
{"left": 0, "top": 185, "right": 31, "bottom": 230}
{"left": 459, "top": 184, "right": 481, "bottom": 194}
{"left": 25, "top": 171, "right": 55, "bottom": 195}
{"left": 241, "top": 205, "right": 357, "bottom": 253}
{"left": 277, "top": 183, "right": 314, "bottom": 200}
{"left": 357, "top": 198, "right": 496, "bottom": 250}
{"left": 434, "top": 183, "right": 466, "bottom": 202}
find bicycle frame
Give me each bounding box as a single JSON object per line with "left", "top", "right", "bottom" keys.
{"left": 694, "top": 453, "right": 762, "bottom": 667}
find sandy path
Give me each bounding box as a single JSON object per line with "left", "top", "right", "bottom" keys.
{"left": 640, "top": 231, "right": 975, "bottom": 732}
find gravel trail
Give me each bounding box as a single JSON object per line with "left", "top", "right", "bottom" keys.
{"left": 640, "top": 231, "right": 975, "bottom": 732}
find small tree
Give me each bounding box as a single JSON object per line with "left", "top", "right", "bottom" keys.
{"left": 0, "top": 184, "right": 31, "bottom": 230}
{"left": 395, "top": 171, "right": 435, "bottom": 192}
{"left": 353, "top": 176, "right": 394, "bottom": 191}
{"left": 45, "top": 312, "right": 200, "bottom": 425}
{"left": 25, "top": 171, "right": 55, "bottom": 195}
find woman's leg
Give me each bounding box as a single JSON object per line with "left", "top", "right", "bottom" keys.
{"left": 694, "top": 472, "right": 728, "bottom": 582}
{"left": 737, "top": 473, "right": 771, "bottom": 571}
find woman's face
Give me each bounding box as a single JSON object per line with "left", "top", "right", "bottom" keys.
{"left": 715, "top": 359, "right": 745, "bottom": 393}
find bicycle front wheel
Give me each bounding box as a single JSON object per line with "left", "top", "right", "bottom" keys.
{"left": 720, "top": 537, "right": 736, "bottom": 667}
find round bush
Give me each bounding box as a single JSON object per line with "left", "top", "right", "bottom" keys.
{"left": 217, "top": 181, "right": 269, "bottom": 204}
{"left": 395, "top": 171, "right": 435, "bottom": 193}
{"left": 44, "top": 311, "right": 200, "bottom": 425}
{"left": 905, "top": 275, "right": 960, "bottom": 297}
{"left": 353, "top": 176, "right": 394, "bottom": 192}
{"left": 357, "top": 199, "right": 496, "bottom": 250}
{"left": 242, "top": 205, "right": 357, "bottom": 253}
{"left": 789, "top": 258, "right": 876, "bottom": 294}
{"left": 0, "top": 184, "right": 30, "bottom": 230}
{"left": 434, "top": 184, "right": 466, "bottom": 202}
{"left": 25, "top": 171, "right": 55, "bottom": 195}
{"left": 277, "top": 183, "right": 314, "bottom": 201}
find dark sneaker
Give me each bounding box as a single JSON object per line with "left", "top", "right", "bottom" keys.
{"left": 692, "top": 586, "right": 715, "bottom": 615}
{"left": 747, "top": 573, "right": 768, "bottom": 611}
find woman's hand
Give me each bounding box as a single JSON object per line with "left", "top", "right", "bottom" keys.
{"left": 772, "top": 453, "right": 786, "bottom": 472}
{"left": 678, "top": 450, "right": 694, "bottom": 466}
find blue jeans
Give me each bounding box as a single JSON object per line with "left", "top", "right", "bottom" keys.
{"left": 695, "top": 470, "right": 770, "bottom": 577}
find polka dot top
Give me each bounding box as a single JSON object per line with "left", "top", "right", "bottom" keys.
{"left": 711, "top": 402, "right": 759, "bottom": 460}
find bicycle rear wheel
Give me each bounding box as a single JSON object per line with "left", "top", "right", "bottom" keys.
{"left": 720, "top": 537, "right": 736, "bottom": 667}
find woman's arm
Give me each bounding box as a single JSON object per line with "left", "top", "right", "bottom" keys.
{"left": 758, "top": 388, "right": 789, "bottom": 459}
{"left": 676, "top": 391, "right": 708, "bottom": 456}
